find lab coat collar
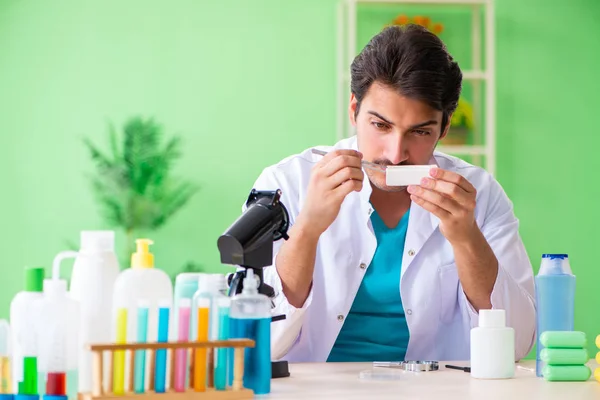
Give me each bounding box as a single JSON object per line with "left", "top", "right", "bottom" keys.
{"left": 346, "top": 135, "right": 442, "bottom": 273}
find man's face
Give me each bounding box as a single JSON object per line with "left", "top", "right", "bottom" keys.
{"left": 349, "top": 82, "right": 448, "bottom": 192}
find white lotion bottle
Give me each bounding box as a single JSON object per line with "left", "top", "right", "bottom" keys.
{"left": 470, "top": 309, "right": 515, "bottom": 379}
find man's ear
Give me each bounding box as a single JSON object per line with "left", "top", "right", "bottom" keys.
{"left": 439, "top": 113, "right": 452, "bottom": 140}
{"left": 348, "top": 93, "right": 358, "bottom": 126}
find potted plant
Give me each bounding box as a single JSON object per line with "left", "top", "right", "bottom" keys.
{"left": 83, "top": 116, "right": 203, "bottom": 275}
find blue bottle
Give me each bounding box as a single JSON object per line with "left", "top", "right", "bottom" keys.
{"left": 228, "top": 270, "right": 271, "bottom": 395}
{"left": 535, "top": 254, "right": 576, "bottom": 377}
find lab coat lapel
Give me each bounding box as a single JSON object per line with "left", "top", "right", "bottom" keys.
{"left": 400, "top": 154, "right": 441, "bottom": 279}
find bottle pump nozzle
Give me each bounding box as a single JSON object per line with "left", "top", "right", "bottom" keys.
{"left": 242, "top": 269, "right": 259, "bottom": 294}
{"left": 132, "top": 239, "right": 155, "bottom": 268}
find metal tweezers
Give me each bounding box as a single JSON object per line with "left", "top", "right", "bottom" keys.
{"left": 311, "top": 148, "right": 386, "bottom": 172}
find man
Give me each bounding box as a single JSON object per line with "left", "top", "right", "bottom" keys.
{"left": 247, "top": 24, "right": 535, "bottom": 362}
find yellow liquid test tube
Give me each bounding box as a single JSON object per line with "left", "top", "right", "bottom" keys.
{"left": 193, "top": 307, "right": 209, "bottom": 392}
{"left": 0, "top": 356, "right": 10, "bottom": 393}
{"left": 113, "top": 308, "right": 128, "bottom": 394}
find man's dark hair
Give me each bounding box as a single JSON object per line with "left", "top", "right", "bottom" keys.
{"left": 351, "top": 24, "right": 462, "bottom": 132}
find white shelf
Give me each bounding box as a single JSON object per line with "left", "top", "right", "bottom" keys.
{"left": 437, "top": 145, "right": 487, "bottom": 155}
{"left": 463, "top": 70, "right": 489, "bottom": 80}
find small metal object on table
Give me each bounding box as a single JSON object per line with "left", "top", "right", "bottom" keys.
{"left": 373, "top": 361, "right": 440, "bottom": 372}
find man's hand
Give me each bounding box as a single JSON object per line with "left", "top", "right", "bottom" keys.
{"left": 408, "top": 167, "right": 498, "bottom": 311}
{"left": 297, "top": 149, "right": 364, "bottom": 237}
{"left": 406, "top": 167, "right": 478, "bottom": 245}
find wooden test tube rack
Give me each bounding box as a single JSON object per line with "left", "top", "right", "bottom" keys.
{"left": 79, "top": 339, "right": 255, "bottom": 400}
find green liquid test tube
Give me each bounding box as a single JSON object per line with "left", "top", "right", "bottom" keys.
{"left": 22, "top": 357, "right": 37, "bottom": 395}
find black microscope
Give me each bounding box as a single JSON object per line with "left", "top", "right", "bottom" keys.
{"left": 216, "top": 188, "right": 291, "bottom": 379}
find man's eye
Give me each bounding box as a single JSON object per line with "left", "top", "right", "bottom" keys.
{"left": 372, "top": 122, "right": 388, "bottom": 130}
{"left": 413, "top": 129, "right": 430, "bottom": 136}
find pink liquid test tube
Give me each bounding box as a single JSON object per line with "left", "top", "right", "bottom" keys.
{"left": 175, "top": 299, "right": 191, "bottom": 392}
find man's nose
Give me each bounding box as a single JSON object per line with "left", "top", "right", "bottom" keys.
{"left": 384, "top": 135, "right": 408, "bottom": 165}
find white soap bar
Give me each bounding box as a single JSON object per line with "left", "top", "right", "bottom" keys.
{"left": 385, "top": 165, "right": 436, "bottom": 186}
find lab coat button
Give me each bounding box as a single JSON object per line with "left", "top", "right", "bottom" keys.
{"left": 359, "top": 263, "right": 367, "bottom": 270}
{"left": 337, "top": 314, "right": 344, "bottom": 321}
{"left": 408, "top": 249, "right": 415, "bottom": 257}
{"left": 406, "top": 309, "right": 413, "bottom": 315}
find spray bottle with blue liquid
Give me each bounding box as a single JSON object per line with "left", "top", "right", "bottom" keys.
{"left": 228, "top": 270, "right": 271, "bottom": 395}
{"left": 535, "top": 254, "right": 576, "bottom": 377}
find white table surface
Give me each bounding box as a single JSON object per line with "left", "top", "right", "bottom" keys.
{"left": 268, "top": 360, "right": 600, "bottom": 399}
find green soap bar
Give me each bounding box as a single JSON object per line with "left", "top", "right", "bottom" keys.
{"left": 542, "top": 365, "right": 591, "bottom": 381}
{"left": 540, "top": 348, "right": 589, "bottom": 365}
{"left": 540, "top": 331, "right": 587, "bottom": 348}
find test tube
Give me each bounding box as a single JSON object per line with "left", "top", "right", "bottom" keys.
{"left": 112, "top": 308, "right": 127, "bottom": 395}
{"left": 174, "top": 299, "right": 190, "bottom": 392}
{"left": 193, "top": 297, "right": 210, "bottom": 392}
{"left": 213, "top": 297, "right": 230, "bottom": 390}
{"left": 43, "top": 323, "right": 68, "bottom": 400}
{"left": 154, "top": 301, "right": 170, "bottom": 394}
{"left": 0, "top": 320, "right": 11, "bottom": 395}
{"left": 18, "top": 319, "right": 38, "bottom": 396}
{"left": 134, "top": 302, "right": 149, "bottom": 394}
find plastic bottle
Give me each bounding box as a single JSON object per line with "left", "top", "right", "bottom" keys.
{"left": 36, "top": 254, "right": 80, "bottom": 400}
{"left": 228, "top": 270, "right": 271, "bottom": 394}
{"left": 535, "top": 254, "right": 576, "bottom": 377}
{"left": 10, "top": 267, "right": 45, "bottom": 395}
{"left": 67, "top": 231, "right": 120, "bottom": 393}
{"left": 470, "top": 309, "right": 515, "bottom": 379}
{"left": 0, "top": 320, "right": 11, "bottom": 395}
{"left": 112, "top": 239, "right": 172, "bottom": 390}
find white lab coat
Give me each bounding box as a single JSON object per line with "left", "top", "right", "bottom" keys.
{"left": 247, "top": 136, "right": 536, "bottom": 362}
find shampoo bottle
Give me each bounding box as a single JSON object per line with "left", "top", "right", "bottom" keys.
{"left": 535, "top": 254, "right": 576, "bottom": 377}
{"left": 112, "top": 239, "right": 173, "bottom": 389}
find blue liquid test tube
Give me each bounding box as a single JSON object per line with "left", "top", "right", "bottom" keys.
{"left": 154, "top": 302, "right": 170, "bottom": 393}
{"left": 134, "top": 303, "right": 149, "bottom": 394}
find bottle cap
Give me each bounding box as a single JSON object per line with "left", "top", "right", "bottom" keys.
{"left": 24, "top": 267, "right": 44, "bottom": 292}
{"left": 80, "top": 231, "right": 114, "bottom": 252}
{"left": 131, "top": 239, "right": 154, "bottom": 268}
{"left": 539, "top": 253, "right": 573, "bottom": 275}
{"left": 479, "top": 309, "right": 506, "bottom": 328}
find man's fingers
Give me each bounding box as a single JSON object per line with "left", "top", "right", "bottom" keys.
{"left": 333, "top": 177, "right": 363, "bottom": 199}
{"left": 408, "top": 186, "right": 461, "bottom": 215}
{"left": 421, "top": 178, "right": 473, "bottom": 207}
{"left": 321, "top": 152, "right": 363, "bottom": 177}
{"left": 430, "top": 168, "right": 475, "bottom": 194}
{"left": 329, "top": 166, "right": 364, "bottom": 189}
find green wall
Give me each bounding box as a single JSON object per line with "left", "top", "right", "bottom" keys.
{"left": 1, "top": 0, "right": 599, "bottom": 357}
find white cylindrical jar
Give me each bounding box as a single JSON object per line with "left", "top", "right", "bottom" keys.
{"left": 470, "top": 309, "right": 515, "bottom": 379}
